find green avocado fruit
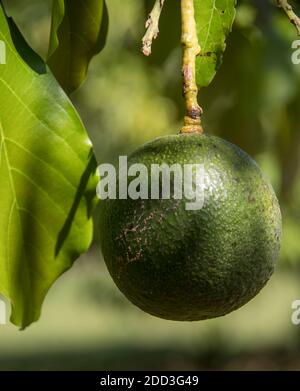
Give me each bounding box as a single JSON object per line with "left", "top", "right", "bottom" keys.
{"left": 98, "top": 134, "right": 282, "bottom": 321}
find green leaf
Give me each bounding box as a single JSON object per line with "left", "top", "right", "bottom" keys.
{"left": 0, "top": 2, "right": 98, "bottom": 328}
{"left": 194, "top": 0, "right": 237, "bottom": 87}
{"left": 47, "top": 0, "right": 108, "bottom": 95}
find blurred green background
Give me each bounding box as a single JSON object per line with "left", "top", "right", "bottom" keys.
{"left": 1, "top": 0, "right": 300, "bottom": 370}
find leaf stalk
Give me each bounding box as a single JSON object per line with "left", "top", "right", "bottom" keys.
{"left": 142, "top": 0, "right": 165, "bottom": 56}
{"left": 277, "top": 0, "right": 300, "bottom": 35}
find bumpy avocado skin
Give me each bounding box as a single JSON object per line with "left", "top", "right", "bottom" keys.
{"left": 98, "top": 134, "right": 282, "bottom": 321}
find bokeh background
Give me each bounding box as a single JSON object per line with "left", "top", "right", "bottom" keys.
{"left": 1, "top": 0, "right": 300, "bottom": 370}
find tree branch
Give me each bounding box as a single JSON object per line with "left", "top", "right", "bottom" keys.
{"left": 277, "top": 0, "right": 300, "bottom": 35}
{"left": 142, "top": 0, "right": 165, "bottom": 56}
{"left": 180, "top": 0, "right": 203, "bottom": 134}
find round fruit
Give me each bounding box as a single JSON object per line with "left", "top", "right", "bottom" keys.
{"left": 98, "top": 134, "right": 281, "bottom": 321}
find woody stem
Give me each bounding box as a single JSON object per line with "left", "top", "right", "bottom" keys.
{"left": 180, "top": 0, "right": 203, "bottom": 134}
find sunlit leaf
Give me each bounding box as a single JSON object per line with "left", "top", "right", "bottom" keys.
{"left": 0, "top": 2, "right": 97, "bottom": 328}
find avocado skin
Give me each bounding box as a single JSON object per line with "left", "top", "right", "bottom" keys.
{"left": 98, "top": 134, "right": 282, "bottom": 321}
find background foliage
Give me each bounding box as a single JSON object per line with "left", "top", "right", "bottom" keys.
{"left": 0, "top": 0, "right": 300, "bottom": 369}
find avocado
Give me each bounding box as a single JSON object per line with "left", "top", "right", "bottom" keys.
{"left": 98, "top": 134, "right": 282, "bottom": 321}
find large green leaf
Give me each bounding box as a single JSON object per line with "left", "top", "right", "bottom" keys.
{"left": 194, "top": 0, "right": 237, "bottom": 87}
{"left": 47, "top": 0, "right": 108, "bottom": 95}
{"left": 0, "top": 3, "right": 97, "bottom": 328}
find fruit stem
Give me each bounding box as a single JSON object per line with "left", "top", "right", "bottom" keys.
{"left": 277, "top": 0, "right": 300, "bottom": 35}
{"left": 180, "top": 0, "right": 203, "bottom": 134}
{"left": 142, "top": 0, "right": 166, "bottom": 56}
